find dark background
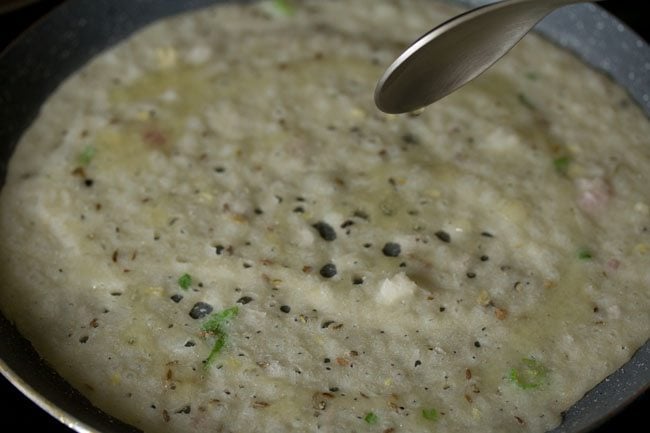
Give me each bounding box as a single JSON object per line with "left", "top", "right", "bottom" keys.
{"left": 0, "top": 1, "right": 647, "bottom": 432}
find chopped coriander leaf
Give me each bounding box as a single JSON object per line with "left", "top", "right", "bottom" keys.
{"left": 205, "top": 334, "right": 227, "bottom": 367}
{"left": 202, "top": 306, "right": 239, "bottom": 367}
{"left": 508, "top": 357, "right": 549, "bottom": 389}
{"left": 272, "top": 0, "right": 295, "bottom": 16}
{"left": 517, "top": 92, "right": 535, "bottom": 110}
{"left": 578, "top": 248, "right": 593, "bottom": 260}
{"left": 78, "top": 145, "right": 96, "bottom": 165}
{"left": 363, "top": 412, "right": 378, "bottom": 425}
{"left": 178, "top": 273, "right": 192, "bottom": 290}
{"left": 525, "top": 71, "right": 539, "bottom": 81}
{"left": 422, "top": 408, "right": 439, "bottom": 421}
{"left": 202, "top": 306, "right": 239, "bottom": 333}
{"left": 553, "top": 156, "right": 571, "bottom": 174}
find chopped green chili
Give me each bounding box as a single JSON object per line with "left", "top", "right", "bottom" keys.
{"left": 363, "top": 412, "right": 378, "bottom": 425}
{"left": 178, "top": 273, "right": 192, "bottom": 290}
{"left": 553, "top": 156, "right": 571, "bottom": 174}
{"left": 422, "top": 408, "right": 439, "bottom": 421}
{"left": 508, "top": 357, "right": 549, "bottom": 389}
{"left": 202, "top": 306, "right": 239, "bottom": 367}
{"left": 578, "top": 248, "right": 593, "bottom": 260}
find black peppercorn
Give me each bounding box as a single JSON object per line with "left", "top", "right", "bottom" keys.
{"left": 237, "top": 296, "right": 253, "bottom": 305}
{"left": 435, "top": 230, "right": 451, "bottom": 243}
{"left": 382, "top": 242, "right": 401, "bottom": 257}
{"left": 320, "top": 263, "right": 337, "bottom": 278}
{"left": 189, "top": 302, "right": 213, "bottom": 319}
{"left": 312, "top": 221, "right": 337, "bottom": 241}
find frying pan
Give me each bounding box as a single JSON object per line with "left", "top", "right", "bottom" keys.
{"left": 0, "top": 0, "right": 648, "bottom": 432}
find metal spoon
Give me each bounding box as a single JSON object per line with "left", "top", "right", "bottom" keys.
{"left": 374, "top": 0, "right": 600, "bottom": 114}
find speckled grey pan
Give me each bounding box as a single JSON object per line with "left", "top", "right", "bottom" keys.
{"left": 0, "top": 1, "right": 648, "bottom": 432}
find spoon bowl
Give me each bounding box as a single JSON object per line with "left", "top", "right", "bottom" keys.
{"left": 375, "top": 0, "right": 599, "bottom": 114}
